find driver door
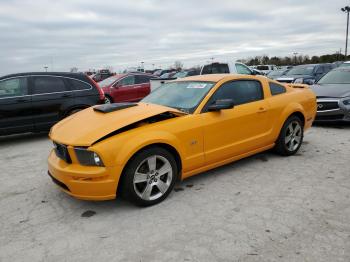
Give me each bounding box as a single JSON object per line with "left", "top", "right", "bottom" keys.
{"left": 201, "top": 79, "right": 270, "bottom": 165}
{"left": 111, "top": 75, "right": 139, "bottom": 102}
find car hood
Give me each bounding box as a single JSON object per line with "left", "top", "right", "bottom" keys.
{"left": 50, "top": 102, "right": 184, "bottom": 147}
{"left": 277, "top": 74, "right": 312, "bottom": 80}
{"left": 311, "top": 84, "right": 350, "bottom": 98}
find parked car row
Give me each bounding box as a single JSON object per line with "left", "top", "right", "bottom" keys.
{"left": 1, "top": 58, "right": 349, "bottom": 137}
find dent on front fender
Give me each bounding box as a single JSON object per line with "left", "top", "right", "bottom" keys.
{"left": 91, "top": 125, "right": 185, "bottom": 169}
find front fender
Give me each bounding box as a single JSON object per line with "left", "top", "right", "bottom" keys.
{"left": 92, "top": 129, "right": 185, "bottom": 169}
{"left": 115, "top": 130, "right": 184, "bottom": 167}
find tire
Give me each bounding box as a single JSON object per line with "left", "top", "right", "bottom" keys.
{"left": 275, "top": 115, "right": 304, "bottom": 156}
{"left": 121, "top": 147, "right": 178, "bottom": 207}
{"left": 104, "top": 96, "right": 113, "bottom": 104}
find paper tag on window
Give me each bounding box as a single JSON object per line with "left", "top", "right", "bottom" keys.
{"left": 187, "top": 83, "right": 207, "bottom": 89}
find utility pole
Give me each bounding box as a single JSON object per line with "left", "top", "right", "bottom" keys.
{"left": 341, "top": 6, "right": 350, "bottom": 60}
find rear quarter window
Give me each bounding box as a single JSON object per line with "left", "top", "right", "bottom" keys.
{"left": 68, "top": 79, "right": 92, "bottom": 90}
{"left": 269, "top": 82, "right": 286, "bottom": 95}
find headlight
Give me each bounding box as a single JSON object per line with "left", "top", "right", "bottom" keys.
{"left": 294, "top": 78, "right": 304, "bottom": 84}
{"left": 74, "top": 148, "right": 104, "bottom": 166}
{"left": 343, "top": 98, "right": 350, "bottom": 106}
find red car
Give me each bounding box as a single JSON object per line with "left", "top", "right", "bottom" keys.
{"left": 98, "top": 73, "right": 155, "bottom": 103}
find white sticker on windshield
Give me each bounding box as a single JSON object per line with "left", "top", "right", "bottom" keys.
{"left": 187, "top": 83, "right": 207, "bottom": 89}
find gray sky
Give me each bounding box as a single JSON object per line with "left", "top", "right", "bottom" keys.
{"left": 0, "top": 0, "right": 348, "bottom": 74}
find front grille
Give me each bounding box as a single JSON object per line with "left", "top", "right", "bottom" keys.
{"left": 53, "top": 142, "right": 72, "bottom": 163}
{"left": 316, "top": 114, "right": 344, "bottom": 121}
{"left": 48, "top": 172, "right": 70, "bottom": 191}
{"left": 317, "top": 101, "right": 339, "bottom": 111}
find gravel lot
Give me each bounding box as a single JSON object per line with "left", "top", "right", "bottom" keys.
{"left": 0, "top": 124, "right": 349, "bottom": 262}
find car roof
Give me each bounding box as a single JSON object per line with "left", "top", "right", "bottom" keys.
{"left": 175, "top": 73, "right": 266, "bottom": 83}
{"left": 333, "top": 67, "right": 350, "bottom": 71}
{"left": 0, "top": 72, "right": 88, "bottom": 80}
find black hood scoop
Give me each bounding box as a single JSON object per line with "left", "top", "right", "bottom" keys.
{"left": 94, "top": 103, "right": 138, "bottom": 113}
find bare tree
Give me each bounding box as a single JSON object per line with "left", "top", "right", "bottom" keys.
{"left": 70, "top": 67, "right": 78, "bottom": 73}
{"left": 174, "top": 61, "right": 183, "bottom": 71}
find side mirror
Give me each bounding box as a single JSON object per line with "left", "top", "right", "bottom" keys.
{"left": 208, "top": 99, "right": 234, "bottom": 111}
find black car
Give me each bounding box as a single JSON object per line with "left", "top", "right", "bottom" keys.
{"left": 311, "top": 67, "right": 350, "bottom": 122}
{"left": 276, "top": 64, "right": 335, "bottom": 84}
{"left": 0, "top": 72, "right": 105, "bottom": 136}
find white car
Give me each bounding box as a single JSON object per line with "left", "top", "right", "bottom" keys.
{"left": 200, "top": 61, "right": 255, "bottom": 75}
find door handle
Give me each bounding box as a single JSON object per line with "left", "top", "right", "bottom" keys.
{"left": 257, "top": 107, "right": 267, "bottom": 113}
{"left": 62, "top": 93, "right": 72, "bottom": 98}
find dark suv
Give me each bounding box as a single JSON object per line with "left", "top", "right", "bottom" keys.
{"left": 0, "top": 72, "right": 105, "bottom": 136}
{"left": 276, "top": 64, "right": 335, "bottom": 84}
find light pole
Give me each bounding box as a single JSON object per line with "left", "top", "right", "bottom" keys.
{"left": 341, "top": 6, "right": 350, "bottom": 59}
{"left": 293, "top": 52, "right": 298, "bottom": 65}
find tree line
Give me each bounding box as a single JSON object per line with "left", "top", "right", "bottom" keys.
{"left": 237, "top": 52, "right": 347, "bottom": 66}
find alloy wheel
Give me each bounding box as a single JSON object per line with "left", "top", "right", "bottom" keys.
{"left": 285, "top": 121, "right": 302, "bottom": 152}
{"left": 104, "top": 97, "right": 112, "bottom": 104}
{"left": 133, "top": 155, "right": 173, "bottom": 201}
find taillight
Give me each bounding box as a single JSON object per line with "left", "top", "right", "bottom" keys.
{"left": 90, "top": 78, "right": 105, "bottom": 101}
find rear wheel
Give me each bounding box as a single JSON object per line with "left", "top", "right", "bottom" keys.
{"left": 121, "top": 147, "right": 178, "bottom": 206}
{"left": 275, "top": 116, "right": 303, "bottom": 156}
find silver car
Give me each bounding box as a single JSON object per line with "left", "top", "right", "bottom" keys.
{"left": 312, "top": 67, "right": 350, "bottom": 122}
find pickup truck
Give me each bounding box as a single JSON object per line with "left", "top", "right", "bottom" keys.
{"left": 199, "top": 61, "right": 257, "bottom": 76}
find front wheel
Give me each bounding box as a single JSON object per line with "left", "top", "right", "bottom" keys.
{"left": 275, "top": 116, "right": 304, "bottom": 156}
{"left": 121, "top": 147, "right": 178, "bottom": 206}
{"left": 104, "top": 96, "right": 113, "bottom": 104}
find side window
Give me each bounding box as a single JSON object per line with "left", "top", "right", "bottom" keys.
{"left": 68, "top": 79, "right": 91, "bottom": 90}
{"left": 218, "top": 64, "right": 230, "bottom": 73}
{"left": 119, "top": 75, "right": 135, "bottom": 86}
{"left": 235, "top": 63, "right": 253, "bottom": 75}
{"left": 135, "top": 75, "right": 150, "bottom": 84}
{"left": 269, "top": 82, "right": 286, "bottom": 96}
{"left": 315, "top": 66, "right": 324, "bottom": 74}
{"left": 206, "top": 80, "right": 263, "bottom": 109}
{"left": 201, "top": 65, "right": 212, "bottom": 74}
{"left": 0, "top": 78, "right": 28, "bottom": 98}
{"left": 32, "top": 76, "right": 67, "bottom": 94}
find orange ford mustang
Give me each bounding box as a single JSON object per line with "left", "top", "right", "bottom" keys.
{"left": 48, "top": 74, "right": 316, "bottom": 206}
